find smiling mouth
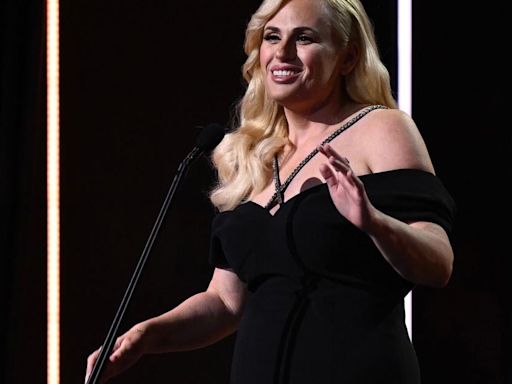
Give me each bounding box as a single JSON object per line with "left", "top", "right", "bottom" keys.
{"left": 272, "top": 69, "right": 298, "bottom": 76}
{"left": 270, "top": 69, "right": 301, "bottom": 83}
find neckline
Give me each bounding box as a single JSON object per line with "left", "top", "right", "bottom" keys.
{"left": 265, "top": 104, "right": 388, "bottom": 210}
{"left": 236, "top": 168, "right": 437, "bottom": 218}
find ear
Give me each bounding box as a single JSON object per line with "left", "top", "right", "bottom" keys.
{"left": 339, "top": 42, "right": 359, "bottom": 75}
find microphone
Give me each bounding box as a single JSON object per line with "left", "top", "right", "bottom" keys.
{"left": 86, "top": 123, "right": 225, "bottom": 384}
{"left": 183, "top": 122, "right": 226, "bottom": 164}
{"left": 196, "top": 122, "right": 226, "bottom": 152}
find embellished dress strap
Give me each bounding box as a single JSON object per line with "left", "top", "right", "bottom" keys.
{"left": 265, "top": 104, "right": 387, "bottom": 210}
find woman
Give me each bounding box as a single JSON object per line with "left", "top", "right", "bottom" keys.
{"left": 86, "top": 0, "right": 456, "bottom": 382}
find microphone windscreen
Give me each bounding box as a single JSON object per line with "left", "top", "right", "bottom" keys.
{"left": 196, "top": 123, "right": 226, "bottom": 151}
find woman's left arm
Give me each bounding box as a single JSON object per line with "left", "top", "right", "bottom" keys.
{"left": 319, "top": 109, "right": 453, "bottom": 287}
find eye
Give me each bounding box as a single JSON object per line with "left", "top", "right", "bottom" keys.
{"left": 263, "top": 33, "right": 280, "bottom": 43}
{"left": 297, "top": 34, "right": 313, "bottom": 44}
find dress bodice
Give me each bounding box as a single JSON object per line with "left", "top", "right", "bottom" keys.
{"left": 210, "top": 168, "right": 456, "bottom": 296}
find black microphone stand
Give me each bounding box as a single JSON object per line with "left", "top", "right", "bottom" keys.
{"left": 86, "top": 146, "right": 202, "bottom": 384}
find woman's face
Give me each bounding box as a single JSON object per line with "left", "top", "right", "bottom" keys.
{"left": 259, "top": 0, "right": 344, "bottom": 112}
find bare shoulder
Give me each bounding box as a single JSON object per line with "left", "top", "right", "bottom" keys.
{"left": 361, "top": 108, "right": 435, "bottom": 174}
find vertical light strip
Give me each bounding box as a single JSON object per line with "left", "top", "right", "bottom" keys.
{"left": 398, "top": 0, "right": 412, "bottom": 116}
{"left": 398, "top": 0, "right": 413, "bottom": 340}
{"left": 47, "top": 0, "right": 60, "bottom": 383}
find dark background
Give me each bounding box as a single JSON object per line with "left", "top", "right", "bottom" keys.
{"left": 1, "top": 0, "right": 508, "bottom": 383}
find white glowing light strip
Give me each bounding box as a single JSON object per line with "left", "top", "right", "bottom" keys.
{"left": 398, "top": 0, "right": 413, "bottom": 340}
{"left": 47, "top": 0, "right": 60, "bottom": 383}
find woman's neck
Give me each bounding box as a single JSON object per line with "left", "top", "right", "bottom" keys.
{"left": 284, "top": 98, "right": 358, "bottom": 148}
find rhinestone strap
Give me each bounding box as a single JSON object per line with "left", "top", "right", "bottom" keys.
{"left": 264, "top": 104, "right": 387, "bottom": 209}
{"left": 272, "top": 150, "right": 285, "bottom": 205}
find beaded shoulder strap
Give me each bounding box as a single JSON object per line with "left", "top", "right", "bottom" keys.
{"left": 265, "top": 104, "right": 387, "bottom": 209}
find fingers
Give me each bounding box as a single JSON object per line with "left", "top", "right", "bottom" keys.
{"left": 318, "top": 144, "right": 350, "bottom": 167}
{"left": 84, "top": 329, "right": 142, "bottom": 384}
{"left": 319, "top": 144, "right": 352, "bottom": 177}
{"left": 319, "top": 163, "right": 337, "bottom": 188}
{"left": 109, "top": 328, "right": 141, "bottom": 361}
{"left": 110, "top": 335, "right": 126, "bottom": 362}
{"left": 85, "top": 341, "right": 121, "bottom": 383}
{"left": 85, "top": 347, "right": 101, "bottom": 383}
{"left": 318, "top": 143, "right": 354, "bottom": 181}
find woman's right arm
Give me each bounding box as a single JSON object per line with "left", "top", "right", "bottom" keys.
{"left": 85, "top": 267, "right": 246, "bottom": 383}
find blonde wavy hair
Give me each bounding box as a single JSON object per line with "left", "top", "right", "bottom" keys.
{"left": 210, "top": 0, "right": 397, "bottom": 211}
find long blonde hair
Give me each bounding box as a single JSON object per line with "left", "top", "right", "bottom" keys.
{"left": 210, "top": 0, "right": 397, "bottom": 211}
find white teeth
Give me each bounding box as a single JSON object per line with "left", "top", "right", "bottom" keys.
{"left": 273, "top": 70, "right": 296, "bottom": 76}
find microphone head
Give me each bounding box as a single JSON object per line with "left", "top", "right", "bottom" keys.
{"left": 196, "top": 123, "right": 226, "bottom": 152}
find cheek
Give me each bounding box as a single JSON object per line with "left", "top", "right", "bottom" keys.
{"left": 299, "top": 49, "right": 323, "bottom": 71}
{"left": 259, "top": 47, "right": 270, "bottom": 71}
{"left": 308, "top": 56, "right": 340, "bottom": 81}
{"left": 302, "top": 46, "right": 338, "bottom": 65}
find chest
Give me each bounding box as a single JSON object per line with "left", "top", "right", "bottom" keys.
{"left": 251, "top": 134, "right": 370, "bottom": 210}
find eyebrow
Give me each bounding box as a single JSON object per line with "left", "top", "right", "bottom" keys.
{"left": 263, "top": 26, "right": 317, "bottom": 34}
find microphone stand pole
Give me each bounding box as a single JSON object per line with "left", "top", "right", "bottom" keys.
{"left": 86, "top": 147, "right": 201, "bottom": 384}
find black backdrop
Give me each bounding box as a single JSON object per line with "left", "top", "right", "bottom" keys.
{"left": 1, "top": 0, "right": 46, "bottom": 382}
{"left": 1, "top": 1, "right": 508, "bottom": 383}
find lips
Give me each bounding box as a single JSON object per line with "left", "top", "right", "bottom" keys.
{"left": 269, "top": 65, "right": 302, "bottom": 84}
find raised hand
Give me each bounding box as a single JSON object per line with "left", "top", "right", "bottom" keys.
{"left": 318, "top": 143, "right": 376, "bottom": 232}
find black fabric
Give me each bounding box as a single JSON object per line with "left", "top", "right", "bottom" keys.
{"left": 209, "top": 168, "right": 456, "bottom": 384}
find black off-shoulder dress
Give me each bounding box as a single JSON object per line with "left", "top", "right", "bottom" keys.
{"left": 209, "top": 111, "right": 456, "bottom": 384}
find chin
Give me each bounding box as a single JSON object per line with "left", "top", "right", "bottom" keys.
{"left": 267, "top": 89, "right": 299, "bottom": 104}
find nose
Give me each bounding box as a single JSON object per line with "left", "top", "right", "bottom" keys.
{"left": 275, "top": 37, "right": 296, "bottom": 61}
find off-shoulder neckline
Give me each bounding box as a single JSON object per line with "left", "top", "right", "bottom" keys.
{"left": 218, "top": 168, "right": 438, "bottom": 217}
